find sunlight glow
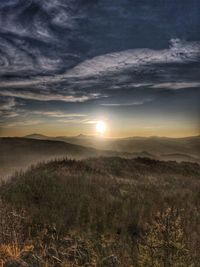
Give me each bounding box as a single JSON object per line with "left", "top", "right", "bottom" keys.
{"left": 96, "top": 120, "right": 106, "bottom": 134}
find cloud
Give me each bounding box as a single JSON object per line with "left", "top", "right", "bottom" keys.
{"left": 32, "top": 111, "right": 87, "bottom": 118}
{"left": 3, "top": 120, "right": 42, "bottom": 128}
{"left": 0, "top": 0, "right": 80, "bottom": 77}
{"left": 0, "top": 97, "right": 19, "bottom": 119}
{"left": 66, "top": 39, "right": 200, "bottom": 78}
{"left": 0, "top": 90, "right": 101, "bottom": 102}
{"left": 57, "top": 118, "right": 86, "bottom": 124}
{"left": 100, "top": 99, "right": 152, "bottom": 107}
{"left": 0, "top": 111, "right": 18, "bottom": 118}
{"left": 0, "top": 39, "right": 199, "bottom": 93}
{"left": 0, "top": 97, "right": 15, "bottom": 110}
{"left": 151, "top": 82, "right": 200, "bottom": 90}
{"left": 83, "top": 120, "right": 99, "bottom": 124}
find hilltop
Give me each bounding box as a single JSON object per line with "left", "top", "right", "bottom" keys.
{"left": 0, "top": 157, "right": 200, "bottom": 266}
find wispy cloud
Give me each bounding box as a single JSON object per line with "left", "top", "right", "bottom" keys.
{"left": 66, "top": 39, "right": 200, "bottom": 78}
{"left": 33, "top": 111, "right": 87, "bottom": 118}
{"left": 0, "top": 90, "right": 101, "bottom": 103}
{"left": 0, "top": 111, "right": 18, "bottom": 118}
{"left": 57, "top": 118, "right": 86, "bottom": 124}
{"left": 0, "top": 97, "right": 15, "bottom": 110}
{"left": 0, "top": 39, "right": 199, "bottom": 93}
{"left": 3, "top": 120, "right": 42, "bottom": 128}
{"left": 0, "top": 97, "right": 19, "bottom": 119}
{"left": 101, "top": 99, "right": 152, "bottom": 107}
{"left": 152, "top": 82, "right": 200, "bottom": 90}
{"left": 83, "top": 120, "right": 99, "bottom": 124}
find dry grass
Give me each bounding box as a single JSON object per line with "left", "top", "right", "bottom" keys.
{"left": 0, "top": 157, "right": 200, "bottom": 266}
{"left": 0, "top": 243, "right": 33, "bottom": 259}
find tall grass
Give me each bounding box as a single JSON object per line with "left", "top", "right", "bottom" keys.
{"left": 0, "top": 157, "right": 200, "bottom": 266}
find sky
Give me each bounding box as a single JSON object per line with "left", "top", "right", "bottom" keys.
{"left": 0, "top": 0, "right": 200, "bottom": 138}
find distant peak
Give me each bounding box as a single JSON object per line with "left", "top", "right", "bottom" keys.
{"left": 77, "top": 134, "right": 85, "bottom": 137}
{"left": 76, "top": 134, "right": 93, "bottom": 138}
{"left": 25, "top": 133, "right": 48, "bottom": 138}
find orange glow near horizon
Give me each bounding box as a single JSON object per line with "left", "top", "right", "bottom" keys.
{"left": 0, "top": 123, "right": 199, "bottom": 138}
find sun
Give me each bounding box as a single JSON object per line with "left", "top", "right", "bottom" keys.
{"left": 96, "top": 120, "right": 106, "bottom": 135}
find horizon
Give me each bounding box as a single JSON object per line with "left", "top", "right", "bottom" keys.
{"left": 1, "top": 132, "right": 199, "bottom": 139}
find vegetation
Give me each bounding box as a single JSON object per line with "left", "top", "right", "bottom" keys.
{"left": 1, "top": 137, "right": 200, "bottom": 178}
{"left": 0, "top": 157, "right": 200, "bottom": 266}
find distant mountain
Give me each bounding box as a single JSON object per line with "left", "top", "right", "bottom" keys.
{"left": 24, "top": 133, "right": 200, "bottom": 158}
{"left": 0, "top": 137, "right": 140, "bottom": 178}
{"left": 2, "top": 135, "right": 199, "bottom": 178}
{"left": 25, "top": 133, "right": 49, "bottom": 140}
{"left": 24, "top": 133, "right": 95, "bottom": 140}
{"left": 0, "top": 137, "right": 96, "bottom": 178}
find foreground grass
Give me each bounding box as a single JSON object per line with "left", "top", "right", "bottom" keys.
{"left": 0, "top": 157, "right": 200, "bottom": 266}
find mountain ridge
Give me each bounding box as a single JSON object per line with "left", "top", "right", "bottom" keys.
{"left": 23, "top": 133, "right": 200, "bottom": 157}
{"left": 24, "top": 133, "right": 200, "bottom": 140}
{"left": 1, "top": 136, "right": 200, "bottom": 179}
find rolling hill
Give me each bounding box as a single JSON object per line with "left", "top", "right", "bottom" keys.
{"left": 1, "top": 135, "right": 200, "bottom": 178}
{"left": 0, "top": 137, "right": 100, "bottom": 178}
{"left": 0, "top": 137, "right": 138, "bottom": 178}
{"left": 25, "top": 134, "right": 200, "bottom": 161}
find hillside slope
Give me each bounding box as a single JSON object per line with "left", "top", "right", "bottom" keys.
{"left": 0, "top": 137, "right": 134, "bottom": 178}
{"left": 0, "top": 137, "right": 97, "bottom": 178}
{"left": 1, "top": 157, "right": 200, "bottom": 266}
{"left": 25, "top": 134, "right": 200, "bottom": 158}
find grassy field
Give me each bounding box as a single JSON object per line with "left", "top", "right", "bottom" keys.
{"left": 0, "top": 157, "right": 200, "bottom": 266}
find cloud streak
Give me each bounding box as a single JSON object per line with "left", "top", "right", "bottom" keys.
{"left": 0, "top": 90, "right": 101, "bottom": 103}
{"left": 2, "top": 119, "right": 42, "bottom": 128}
{"left": 32, "top": 111, "right": 87, "bottom": 118}
{"left": 151, "top": 82, "right": 200, "bottom": 90}
{"left": 66, "top": 39, "right": 200, "bottom": 78}
{"left": 100, "top": 98, "right": 153, "bottom": 107}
